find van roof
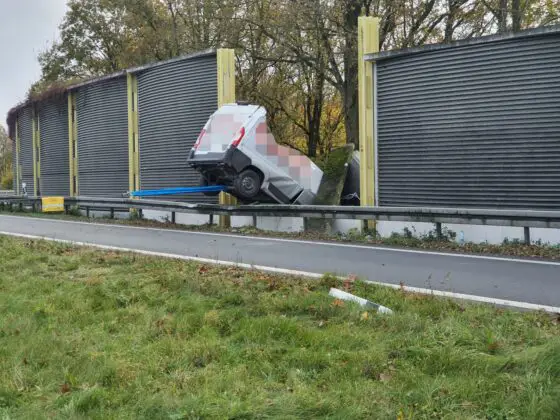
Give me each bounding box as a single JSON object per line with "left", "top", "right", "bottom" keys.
{"left": 218, "top": 103, "right": 262, "bottom": 115}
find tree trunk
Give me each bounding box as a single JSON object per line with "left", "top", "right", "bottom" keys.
{"left": 305, "top": 62, "right": 325, "bottom": 158}
{"left": 342, "top": 0, "right": 362, "bottom": 147}
{"left": 307, "top": 125, "right": 319, "bottom": 158}
{"left": 498, "top": 0, "right": 508, "bottom": 32}
{"left": 445, "top": 0, "right": 459, "bottom": 42}
{"left": 343, "top": 80, "right": 359, "bottom": 149}
{"left": 511, "top": 0, "right": 522, "bottom": 32}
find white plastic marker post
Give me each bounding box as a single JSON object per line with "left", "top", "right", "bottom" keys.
{"left": 329, "top": 288, "right": 393, "bottom": 315}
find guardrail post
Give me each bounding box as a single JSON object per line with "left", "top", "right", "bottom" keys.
{"left": 171, "top": 211, "right": 176, "bottom": 224}
{"left": 209, "top": 214, "right": 214, "bottom": 225}
{"left": 524, "top": 227, "right": 531, "bottom": 245}
{"left": 18, "top": 202, "right": 23, "bottom": 212}
{"left": 64, "top": 204, "right": 69, "bottom": 214}
{"left": 110, "top": 208, "right": 115, "bottom": 219}
{"left": 86, "top": 207, "right": 90, "bottom": 218}
{"left": 252, "top": 215, "right": 257, "bottom": 228}
{"left": 32, "top": 201, "right": 37, "bottom": 213}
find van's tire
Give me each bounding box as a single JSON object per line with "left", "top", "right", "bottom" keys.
{"left": 233, "top": 169, "right": 262, "bottom": 199}
{"left": 199, "top": 174, "right": 221, "bottom": 197}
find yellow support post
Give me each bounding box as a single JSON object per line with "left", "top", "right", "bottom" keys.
{"left": 217, "top": 48, "right": 237, "bottom": 227}
{"left": 127, "top": 73, "right": 139, "bottom": 196}
{"left": 32, "top": 109, "right": 40, "bottom": 196}
{"left": 358, "top": 16, "right": 380, "bottom": 232}
{"left": 37, "top": 114, "right": 41, "bottom": 194}
{"left": 15, "top": 119, "right": 20, "bottom": 195}
{"left": 68, "top": 92, "right": 78, "bottom": 196}
{"left": 32, "top": 114, "right": 36, "bottom": 196}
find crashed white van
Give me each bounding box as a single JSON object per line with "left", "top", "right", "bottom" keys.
{"left": 187, "top": 103, "right": 323, "bottom": 204}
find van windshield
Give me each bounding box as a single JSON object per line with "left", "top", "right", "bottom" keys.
{"left": 197, "top": 107, "right": 254, "bottom": 153}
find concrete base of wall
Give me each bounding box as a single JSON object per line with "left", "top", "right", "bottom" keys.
{"left": 141, "top": 209, "right": 214, "bottom": 226}
{"left": 79, "top": 209, "right": 129, "bottom": 220}
{"left": 256, "top": 217, "right": 304, "bottom": 233}
{"left": 231, "top": 216, "right": 304, "bottom": 232}
{"left": 375, "top": 221, "right": 559, "bottom": 245}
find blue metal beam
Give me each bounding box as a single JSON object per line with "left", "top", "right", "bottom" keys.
{"left": 129, "top": 185, "right": 227, "bottom": 197}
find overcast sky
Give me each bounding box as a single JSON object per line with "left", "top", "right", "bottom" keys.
{"left": 0, "top": 0, "right": 68, "bottom": 130}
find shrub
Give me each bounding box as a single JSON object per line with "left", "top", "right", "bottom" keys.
{"left": 1, "top": 170, "right": 13, "bottom": 190}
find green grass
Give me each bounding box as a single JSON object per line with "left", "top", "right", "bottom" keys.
{"left": 1, "top": 236, "right": 559, "bottom": 419}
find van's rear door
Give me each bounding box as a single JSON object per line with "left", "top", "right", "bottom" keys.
{"left": 190, "top": 104, "right": 258, "bottom": 162}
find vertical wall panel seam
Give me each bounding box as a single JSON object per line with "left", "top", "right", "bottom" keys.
{"left": 73, "top": 96, "right": 78, "bottom": 195}
{"left": 134, "top": 77, "right": 139, "bottom": 191}
{"left": 32, "top": 110, "right": 38, "bottom": 196}
{"left": 15, "top": 120, "right": 20, "bottom": 195}
{"left": 217, "top": 48, "right": 237, "bottom": 227}
{"left": 358, "top": 17, "right": 379, "bottom": 231}
{"left": 68, "top": 93, "right": 75, "bottom": 196}
{"left": 127, "top": 73, "right": 137, "bottom": 194}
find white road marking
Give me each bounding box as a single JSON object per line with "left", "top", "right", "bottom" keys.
{"left": 1, "top": 230, "right": 559, "bottom": 314}
{"left": 1, "top": 214, "right": 560, "bottom": 266}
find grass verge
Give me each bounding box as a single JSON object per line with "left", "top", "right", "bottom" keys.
{"left": 2, "top": 208, "right": 560, "bottom": 261}
{"left": 1, "top": 235, "right": 559, "bottom": 419}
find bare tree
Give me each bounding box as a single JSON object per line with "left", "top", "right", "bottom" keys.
{"left": 0, "top": 126, "right": 13, "bottom": 189}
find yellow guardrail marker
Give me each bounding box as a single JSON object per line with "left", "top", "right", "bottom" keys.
{"left": 42, "top": 197, "right": 65, "bottom": 213}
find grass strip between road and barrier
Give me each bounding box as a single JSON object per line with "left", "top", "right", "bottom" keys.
{"left": 0, "top": 235, "right": 559, "bottom": 418}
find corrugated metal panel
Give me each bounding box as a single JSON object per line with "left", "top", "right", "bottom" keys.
{"left": 137, "top": 54, "right": 218, "bottom": 203}
{"left": 76, "top": 77, "right": 129, "bottom": 197}
{"left": 376, "top": 33, "right": 560, "bottom": 209}
{"left": 18, "top": 107, "right": 34, "bottom": 194}
{"left": 39, "top": 100, "right": 69, "bottom": 196}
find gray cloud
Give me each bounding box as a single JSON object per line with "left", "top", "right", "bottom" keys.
{"left": 0, "top": 0, "right": 68, "bottom": 129}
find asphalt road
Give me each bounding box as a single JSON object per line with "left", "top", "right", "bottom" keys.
{"left": 1, "top": 214, "right": 559, "bottom": 309}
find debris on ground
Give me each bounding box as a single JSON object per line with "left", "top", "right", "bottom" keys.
{"left": 328, "top": 287, "right": 393, "bottom": 314}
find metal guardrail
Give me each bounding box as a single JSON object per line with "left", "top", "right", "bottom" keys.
{"left": 2, "top": 195, "right": 560, "bottom": 244}
{"left": 0, "top": 190, "right": 14, "bottom": 197}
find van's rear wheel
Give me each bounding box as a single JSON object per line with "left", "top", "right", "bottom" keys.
{"left": 234, "top": 169, "right": 261, "bottom": 199}
{"left": 199, "top": 174, "right": 221, "bottom": 197}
